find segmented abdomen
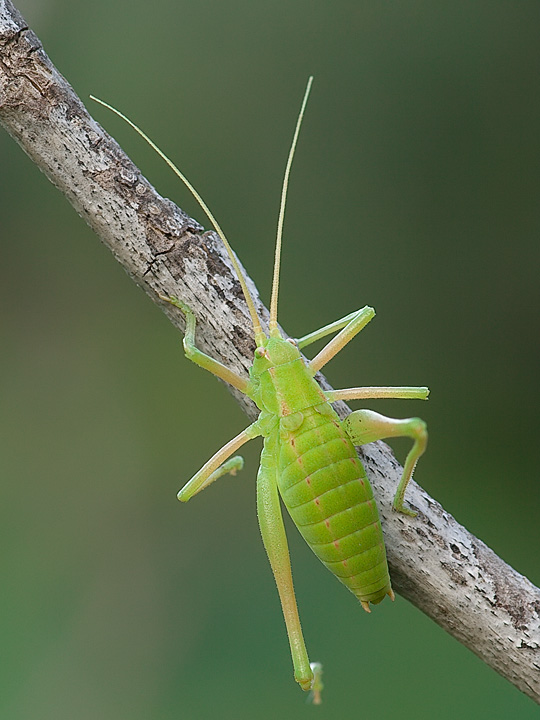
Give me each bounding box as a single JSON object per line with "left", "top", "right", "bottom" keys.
{"left": 277, "top": 405, "right": 391, "bottom": 604}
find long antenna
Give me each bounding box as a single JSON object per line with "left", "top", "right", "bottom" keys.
{"left": 268, "top": 76, "right": 313, "bottom": 336}
{"left": 89, "top": 95, "right": 265, "bottom": 345}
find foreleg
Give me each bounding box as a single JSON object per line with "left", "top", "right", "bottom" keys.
{"left": 296, "top": 310, "right": 362, "bottom": 349}
{"left": 292, "top": 306, "right": 375, "bottom": 374}
{"left": 160, "top": 295, "right": 249, "bottom": 392}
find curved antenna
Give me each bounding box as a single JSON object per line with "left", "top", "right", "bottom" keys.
{"left": 269, "top": 76, "right": 313, "bottom": 336}
{"left": 89, "top": 95, "right": 265, "bottom": 345}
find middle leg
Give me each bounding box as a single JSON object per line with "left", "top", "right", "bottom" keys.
{"left": 178, "top": 421, "right": 261, "bottom": 502}
{"left": 326, "top": 386, "right": 429, "bottom": 402}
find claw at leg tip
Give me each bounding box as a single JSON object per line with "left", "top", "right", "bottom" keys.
{"left": 361, "top": 600, "right": 371, "bottom": 613}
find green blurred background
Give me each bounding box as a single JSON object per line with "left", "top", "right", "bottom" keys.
{"left": 1, "top": 1, "right": 539, "bottom": 717}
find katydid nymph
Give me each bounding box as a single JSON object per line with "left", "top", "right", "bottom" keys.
{"left": 91, "top": 77, "right": 429, "bottom": 701}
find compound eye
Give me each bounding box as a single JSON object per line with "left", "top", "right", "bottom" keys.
{"left": 255, "top": 347, "right": 270, "bottom": 359}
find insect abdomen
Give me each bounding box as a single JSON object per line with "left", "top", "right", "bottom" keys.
{"left": 277, "top": 406, "right": 391, "bottom": 604}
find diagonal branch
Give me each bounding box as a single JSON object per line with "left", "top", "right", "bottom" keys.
{"left": 1, "top": 0, "right": 539, "bottom": 703}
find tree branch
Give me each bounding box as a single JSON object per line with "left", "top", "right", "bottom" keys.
{"left": 1, "top": 0, "right": 538, "bottom": 703}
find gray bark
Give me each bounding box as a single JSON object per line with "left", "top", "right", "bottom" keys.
{"left": 1, "top": 0, "right": 538, "bottom": 703}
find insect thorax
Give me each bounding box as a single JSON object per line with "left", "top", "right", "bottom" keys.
{"left": 249, "top": 337, "right": 327, "bottom": 418}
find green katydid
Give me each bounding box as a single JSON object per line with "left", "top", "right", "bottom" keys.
{"left": 91, "top": 77, "right": 428, "bottom": 701}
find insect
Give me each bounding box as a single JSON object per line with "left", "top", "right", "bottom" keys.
{"left": 91, "top": 77, "right": 428, "bottom": 701}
